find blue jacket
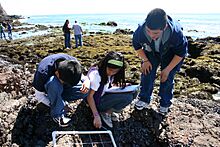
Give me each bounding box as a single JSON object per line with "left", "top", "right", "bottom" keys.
{"left": 32, "top": 53, "right": 77, "bottom": 92}
{"left": 132, "top": 16, "right": 188, "bottom": 61}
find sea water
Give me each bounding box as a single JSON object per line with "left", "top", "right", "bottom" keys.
{"left": 18, "top": 13, "right": 220, "bottom": 39}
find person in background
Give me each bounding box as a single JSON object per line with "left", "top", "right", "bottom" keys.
{"left": 86, "top": 51, "right": 137, "bottom": 128}
{"left": 72, "top": 20, "right": 83, "bottom": 48}
{"left": 0, "top": 22, "right": 6, "bottom": 40}
{"left": 7, "top": 22, "right": 12, "bottom": 40}
{"left": 132, "top": 8, "right": 188, "bottom": 115}
{"left": 62, "top": 19, "right": 71, "bottom": 49}
{"left": 32, "top": 53, "right": 89, "bottom": 127}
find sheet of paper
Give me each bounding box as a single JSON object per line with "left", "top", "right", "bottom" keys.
{"left": 105, "top": 85, "right": 140, "bottom": 93}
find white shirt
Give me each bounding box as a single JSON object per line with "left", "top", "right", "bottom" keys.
{"left": 88, "top": 68, "right": 113, "bottom": 96}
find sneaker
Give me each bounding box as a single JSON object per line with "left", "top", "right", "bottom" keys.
{"left": 135, "top": 100, "right": 149, "bottom": 110}
{"left": 159, "top": 106, "right": 169, "bottom": 115}
{"left": 100, "top": 113, "right": 113, "bottom": 128}
{"left": 111, "top": 112, "right": 119, "bottom": 122}
{"left": 53, "top": 115, "right": 72, "bottom": 127}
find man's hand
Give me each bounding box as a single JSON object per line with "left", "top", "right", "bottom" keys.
{"left": 161, "top": 68, "right": 170, "bottom": 83}
{"left": 141, "top": 61, "right": 152, "bottom": 75}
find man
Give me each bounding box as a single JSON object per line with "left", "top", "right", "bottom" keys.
{"left": 72, "top": 20, "right": 83, "bottom": 48}
{"left": 33, "top": 53, "right": 89, "bottom": 127}
{"left": 132, "top": 8, "right": 188, "bottom": 115}
{"left": 7, "top": 22, "right": 12, "bottom": 40}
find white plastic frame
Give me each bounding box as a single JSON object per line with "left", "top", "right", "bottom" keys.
{"left": 52, "top": 130, "right": 117, "bottom": 147}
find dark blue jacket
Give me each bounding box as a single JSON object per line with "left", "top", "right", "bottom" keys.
{"left": 33, "top": 53, "right": 77, "bottom": 92}
{"left": 132, "top": 16, "right": 188, "bottom": 61}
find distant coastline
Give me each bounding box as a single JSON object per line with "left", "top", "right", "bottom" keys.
{"left": 18, "top": 13, "right": 220, "bottom": 39}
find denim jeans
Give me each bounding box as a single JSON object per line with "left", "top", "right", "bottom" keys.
{"left": 74, "top": 34, "right": 82, "bottom": 48}
{"left": 98, "top": 91, "right": 137, "bottom": 112}
{"left": 139, "top": 52, "right": 183, "bottom": 107}
{"left": 45, "top": 76, "right": 87, "bottom": 118}
{"left": 0, "top": 31, "right": 6, "bottom": 39}
{"left": 8, "top": 31, "right": 12, "bottom": 40}
{"left": 64, "top": 33, "right": 71, "bottom": 48}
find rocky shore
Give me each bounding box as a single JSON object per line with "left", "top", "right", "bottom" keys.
{"left": 0, "top": 24, "right": 219, "bottom": 146}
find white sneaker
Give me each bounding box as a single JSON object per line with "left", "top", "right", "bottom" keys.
{"left": 53, "top": 115, "right": 72, "bottom": 127}
{"left": 135, "top": 100, "right": 149, "bottom": 110}
{"left": 100, "top": 113, "right": 113, "bottom": 128}
{"left": 159, "top": 106, "right": 169, "bottom": 115}
{"left": 111, "top": 112, "right": 119, "bottom": 122}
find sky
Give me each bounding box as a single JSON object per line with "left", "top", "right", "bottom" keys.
{"left": 1, "top": 0, "right": 220, "bottom": 16}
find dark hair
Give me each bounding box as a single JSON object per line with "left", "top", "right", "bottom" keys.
{"left": 96, "top": 51, "right": 126, "bottom": 87}
{"left": 57, "top": 60, "right": 82, "bottom": 86}
{"left": 64, "top": 19, "right": 69, "bottom": 25}
{"left": 145, "top": 8, "right": 167, "bottom": 30}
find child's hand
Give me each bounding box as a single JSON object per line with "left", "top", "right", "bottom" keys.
{"left": 80, "top": 83, "right": 89, "bottom": 94}
{"left": 94, "top": 116, "right": 102, "bottom": 128}
{"left": 80, "top": 78, "right": 90, "bottom": 94}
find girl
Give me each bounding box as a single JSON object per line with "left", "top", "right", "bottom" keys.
{"left": 86, "top": 51, "right": 137, "bottom": 128}
{"left": 62, "top": 19, "right": 71, "bottom": 49}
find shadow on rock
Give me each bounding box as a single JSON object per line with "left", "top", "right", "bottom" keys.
{"left": 112, "top": 108, "right": 168, "bottom": 147}
{"left": 11, "top": 102, "right": 53, "bottom": 147}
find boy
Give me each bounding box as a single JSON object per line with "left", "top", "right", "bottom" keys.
{"left": 33, "top": 53, "right": 89, "bottom": 127}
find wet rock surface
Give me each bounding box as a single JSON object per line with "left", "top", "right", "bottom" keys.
{"left": 0, "top": 30, "right": 219, "bottom": 146}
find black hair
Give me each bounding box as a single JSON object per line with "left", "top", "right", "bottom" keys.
{"left": 57, "top": 60, "right": 82, "bottom": 86}
{"left": 62, "top": 19, "right": 69, "bottom": 32}
{"left": 145, "top": 8, "right": 167, "bottom": 30}
{"left": 96, "top": 51, "right": 126, "bottom": 87}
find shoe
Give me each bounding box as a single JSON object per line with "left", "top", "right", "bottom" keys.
{"left": 100, "top": 113, "right": 113, "bottom": 128}
{"left": 159, "top": 106, "right": 169, "bottom": 115}
{"left": 111, "top": 112, "right": 119, "bottom": 122}
{"left": 135, "top": 100, "right": 149, "bottom": 110}
{"left": 53, "top": 115, "right": 72, "bottom": 127}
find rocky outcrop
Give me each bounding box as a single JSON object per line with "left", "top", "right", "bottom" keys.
{"left": 0, "top": 3, "right": 23, "bottom": 22}
{"left": 0, "top": 3, "right": 7, "bottom": 21}
{"left": 0, "top": 3, "right": 7, "bottom": 16}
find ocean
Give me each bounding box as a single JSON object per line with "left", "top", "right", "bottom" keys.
{"left": 18, "top": 13, "right": 220, "bottom": 39}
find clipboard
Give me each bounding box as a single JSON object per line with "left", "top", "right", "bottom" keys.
{"left": 105, "top": 85, "right": 140, "bottom": 93}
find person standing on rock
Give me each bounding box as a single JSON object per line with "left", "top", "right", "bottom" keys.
{"left": 7, "top": 22, "right": 12, "bottom": 40}
{"left": 62, "top": 19, "right": 71, "bottom": 49}
{"left": 32, "top": 53, "right": 89, "bottom": 127}
{"left": 0, "top": 22, "right": 6, "bottom": 40}
{"left": 72, "top": 20, "right": 83, "bottom": 48}
{"left": 86, "top": 51, "right": 137, "bottom": 128}
{"left": 132, "top": 8, "right": 188, "bottom": 115}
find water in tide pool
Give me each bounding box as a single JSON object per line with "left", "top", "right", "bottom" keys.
{"left": 17, "top": 13, "right": 220, "bottom": 39}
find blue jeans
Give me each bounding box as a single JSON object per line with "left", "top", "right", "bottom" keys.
{"left": 45, "top": 76, "right": 87, "bottom": 118}
{"left": 74, "top": 34, "right": 82, "bottom": 48}
{"left": 8, "top": 31, "right": 12, "bottom": 40}
{"left": 0, "top": 30, "right": 6, "bottom": 39}
{"left": 98, "top": 91, "right": 137, "bottom": 112}
{"left": 139, "top": 52, "right": 183, "bottom": 107}
{"left": 64, "top": 33, "right": 71, "bottom": 48}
